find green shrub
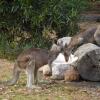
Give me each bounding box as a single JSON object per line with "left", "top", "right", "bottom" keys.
{"left": 0, "top": 0, "right": 89, "bottom": 59}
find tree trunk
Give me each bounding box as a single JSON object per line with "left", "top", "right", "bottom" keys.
{"left": 72, "top": 43, "right": 100, "bottom": 81}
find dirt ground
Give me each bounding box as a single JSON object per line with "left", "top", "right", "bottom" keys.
{"left": 0, "top": 59, "right": 100, "bottom": 100}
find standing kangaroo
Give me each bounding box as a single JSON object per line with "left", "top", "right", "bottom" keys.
{"left": 64, "top": 26, "right": 100, "bottom": 61}
{"left": 4, "top": 44, "right": 61, "bottom": 89}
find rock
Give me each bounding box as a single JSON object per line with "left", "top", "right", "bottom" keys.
{"left": 51, "top": 53, "right": 78, "bottom": 80}
{"left": 38, "top": 64, "right": 51, "bottom": 76}
{"left": 64, "top": 66, "right": 80, "bottom": 81}
{"left": 57, "top": 37, "right": 72, "bottom": 48}
{"left": 72, "top": 43, "right": 100, "bottom": 81}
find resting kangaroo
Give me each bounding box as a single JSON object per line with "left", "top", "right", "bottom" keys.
{"left": 64, "top": 26, "right": 100, "bottom": 61}
{"left": 4, "top": 44, "right": 61, "bottom": 89}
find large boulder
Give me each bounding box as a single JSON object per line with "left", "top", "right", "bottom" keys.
{"left": 72, "top": 43, "right": 100, "bottom": 81}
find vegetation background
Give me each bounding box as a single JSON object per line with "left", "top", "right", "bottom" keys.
{"left": 0, "top": 0, "right": 91, "bottom": 59}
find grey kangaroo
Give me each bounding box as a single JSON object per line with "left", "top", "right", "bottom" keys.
{"left": 3, "top": 44, "right": 61, "bottom": 89}
{"left": 64, "top": 26, "right": 100, "bottom": 61}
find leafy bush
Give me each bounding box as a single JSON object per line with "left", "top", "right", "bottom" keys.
{"left": 0, "top": 0, "right": 89, "bottom": 59}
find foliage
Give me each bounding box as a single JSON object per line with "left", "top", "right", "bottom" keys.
{"left": 0, "top": 0, "right": 89, "bottom": 58}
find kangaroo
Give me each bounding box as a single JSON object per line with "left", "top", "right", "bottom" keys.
{"left": 3, "top": 43, "right": 61, "bottom": 89}
{"left": 63, "top": 26, "right": 100, "bottom": 61}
